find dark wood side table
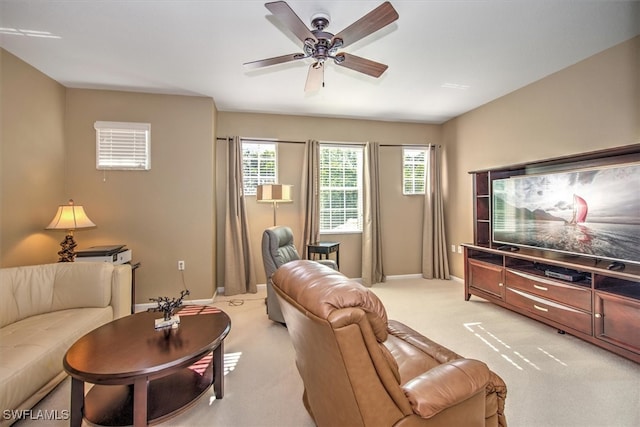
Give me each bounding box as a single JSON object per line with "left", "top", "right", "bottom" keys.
{"left": 307, "top": 242, "right": 340, "bottom": 268}
{"left": 63, "top": 306, "right": 231, "bottom": 427}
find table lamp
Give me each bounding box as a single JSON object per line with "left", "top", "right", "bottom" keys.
{"left": 46, "top": 199, "right": 96, "bottom": 262}
{"left": 257, "top": 184, "right": 293, "bottom": 226}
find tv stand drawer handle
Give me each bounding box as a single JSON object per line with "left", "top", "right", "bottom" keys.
{"left": 533, "top": 284, "right": 548, "bottom": 291}
{"left": 534, "top": 304, "right": 549, "bottom": 312}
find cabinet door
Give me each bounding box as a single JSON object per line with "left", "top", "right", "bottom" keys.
{"left": 468, "top": 259, "right": 503, "bottom": 299}
{"left": 594, "top": 292, "right": 640, "bottom": 354}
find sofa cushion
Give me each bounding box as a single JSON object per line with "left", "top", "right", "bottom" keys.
{"left": 0, "top": 307, "right": 113, "bottom": 415}
{"left": 0, "top": 263, "right": 114, "bottom": 328}
{"left": 272, "top": 260, "right": 389, "bottom": 342}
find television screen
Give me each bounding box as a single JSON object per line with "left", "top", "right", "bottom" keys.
{"left": 492, "top": 162, "right": 640, "bottom": 265}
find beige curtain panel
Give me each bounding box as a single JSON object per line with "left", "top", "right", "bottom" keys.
{"left": 422, "top": 144, "right": 450, "bottom": 279}
{"left": 362, "top": 142, "right": 385, "bottom": 286}
{"left": 301, "top": 139, "right": 321, "bottom": 254}
{"left": 223, "top": 136, "right": 257, "bottom": 295}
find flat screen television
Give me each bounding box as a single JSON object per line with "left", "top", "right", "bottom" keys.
{"left": 492, "top": 162, "right": 640, "bottom": 266}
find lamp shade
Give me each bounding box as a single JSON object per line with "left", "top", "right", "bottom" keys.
{"left": 46, "top": 199, "right": 96, "bottom": 231}
{"left": 256, "top": 184, "right": 293, "bottom": 203}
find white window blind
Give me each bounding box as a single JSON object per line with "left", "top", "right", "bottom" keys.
{"left": 403, "top": 148, "right": 427, "bottom": 195}
{"left": 319, "top": 145, "right": 363, "bottom": 233}
{"left": 242, "top": 141, "right": 277, "bottom": 196}
{"left": 94, "top": 121, "right": 150, "bottom": 170}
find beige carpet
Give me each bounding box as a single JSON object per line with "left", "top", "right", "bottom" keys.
{"left": 15, "top": 277, "right": 640, "bottom": 427}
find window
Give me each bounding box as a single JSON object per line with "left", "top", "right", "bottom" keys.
{"left": 94, "top": 121, "right": 150, "bottom": 170}
{"left": 319, "top": 145, "right": 363, "bottom": 233}
{"left": 403, "top": 148, "right": 427, "bottom": 195}
{"left": 242, "top": 141, "right": 277, "bottom": 196}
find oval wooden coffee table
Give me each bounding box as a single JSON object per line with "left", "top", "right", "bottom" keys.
{"left": 63, "top": 306, "right": 231, "bottom": 426}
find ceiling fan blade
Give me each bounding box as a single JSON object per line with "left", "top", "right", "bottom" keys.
{"left": 244, "top": 53, "right": 306, "bottom": 69}
{"left": 332, "top": 1, "right": 398, "bottom": 48}
{"left": 266, "top": 1, "right": 317, "bottom": 44}
{"left": 305, "top": 62, "right": 324, "bottom": 92}
{"left": 334, "top": 53, "right": 388, "bottom": 78}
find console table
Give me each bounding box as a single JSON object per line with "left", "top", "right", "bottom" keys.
{"left": 307, "top": 242, "right": 340, "bottom": 268}
{"left": 463, "top": 244, "right": 640, "bottom": 363}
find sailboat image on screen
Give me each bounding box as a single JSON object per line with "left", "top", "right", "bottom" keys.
{"left": 569, "top": 194, "right": 588, "bottom": 225}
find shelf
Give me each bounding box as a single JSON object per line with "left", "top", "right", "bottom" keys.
{"left": 476, "top": 197, "right": 490, "bottom": 221}
{"left": 594, "top": 275, "right": 640, "bottom": 301}
{"left": 467, "top": 248, "right": 503, "bottom": 267}
{"left": 475, "top": 172, "right": 489, "bottom": 196}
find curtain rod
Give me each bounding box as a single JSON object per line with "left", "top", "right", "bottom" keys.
{"left": 379, "top": 143, "right": 441, "bottom": 148}
{"left": 216, "top": 137, "right": 305, "bottom": 144}
{"left": 217, "top": 137, "right": 440, "bottom": 148}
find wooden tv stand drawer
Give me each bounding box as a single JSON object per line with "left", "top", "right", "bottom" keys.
{"left": 505, "top": 269, "right": 592, "bottom": 312}
{"left": 505, "top": 287, "right": 593, "bottom": 335}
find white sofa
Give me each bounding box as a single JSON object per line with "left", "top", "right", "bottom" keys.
{"left": 0, "top": 262, "right": 131, "bottom": 425}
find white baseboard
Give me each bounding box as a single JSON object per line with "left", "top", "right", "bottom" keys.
{"left": 385, "top": 273, "right": 463, "bottom": 283}
{"left": 208, "top": 275, "right": 462, "bottom": 299}
{"left": 385, "top": 273, "right": 423, "bottom": 280}
{"left": 134, "top": 297, "right": 216, "bottom": 313}
{"left": 216, "top": 283, "right": 266, "bottom": 295}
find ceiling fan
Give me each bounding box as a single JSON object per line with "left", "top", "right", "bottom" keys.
{"left": 244, "top": 1, "right": 399, "bottom": 92}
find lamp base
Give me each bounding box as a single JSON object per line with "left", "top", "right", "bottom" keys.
{"left": 57, "top": 234, "right": 77, "bottom": 262}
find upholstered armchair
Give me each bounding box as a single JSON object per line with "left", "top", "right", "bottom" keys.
{"left": 272, "top": 260, "right": 508, "bottom": 427}
{"left": 261, "top": 226, "right": 337, "bottom": 323}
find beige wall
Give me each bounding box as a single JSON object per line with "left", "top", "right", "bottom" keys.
{"left": 1, "top": 49, "right": 67, "bottom": 266}
{"left": 444, "top": 35, "right": 640, "bottom": 278}
{"left": 216, "top": 113, "right": 441, "bottom": 283}
{"left": 64, "top": 89, "right": 217, "bottom": 303}
{"left": 3, "top": 35, "right": 638, "bottom": 296}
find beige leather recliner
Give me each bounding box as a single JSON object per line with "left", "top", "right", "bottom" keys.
{"left": 272, "top": 260, "right": 507, "bottom": 427}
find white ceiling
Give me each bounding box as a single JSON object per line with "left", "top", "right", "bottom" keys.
{"left": 1, "top": 1, "right": 639, "bottom": 124}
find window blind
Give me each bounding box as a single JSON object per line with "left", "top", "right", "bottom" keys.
{"left": 319, "top": 145, "right": 363, "bottom": 232}
{"left": 94, "top": 121, "right": 151, "bottom": 170}
{"left": 242, "top": 141, "right": 277, "bottom": 196}
{"left": 403, "top": 148, "right": 427, "bottom": 195}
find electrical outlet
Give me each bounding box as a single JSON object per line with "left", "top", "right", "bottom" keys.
{"left": 178, "top": 260, "right": 185, "bottom": 271}
{"left": 451, "top": 245, "right": 456, "bottom": 253}
{"left": 457, "top": 246, "right": 463, "bottom": 254}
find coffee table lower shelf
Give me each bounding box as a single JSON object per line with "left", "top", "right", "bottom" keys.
{"left": 83, "top": 363, "right": 213, "bottom": 426}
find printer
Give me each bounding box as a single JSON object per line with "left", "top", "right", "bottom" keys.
{"left": 75, "top": 245, "right": 132, "bottom": 265}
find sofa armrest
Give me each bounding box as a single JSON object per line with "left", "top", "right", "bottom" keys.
{"left": 111, "top": 264, "right": 132, "bottom": 319}
{"left": 402, "top": 358, "right": 491, "bottom": 419}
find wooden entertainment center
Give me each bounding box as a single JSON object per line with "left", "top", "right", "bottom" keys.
{"left": 464, "top": 144, "right": 640, "bottom": 363}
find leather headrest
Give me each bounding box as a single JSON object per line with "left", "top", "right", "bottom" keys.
{"left": 265, "top": 226, "right": 294, "bottom": 248}
{"left": 272, "top": 260, "right": 388, "bottom": 342}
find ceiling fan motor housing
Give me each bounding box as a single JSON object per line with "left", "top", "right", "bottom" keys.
{"left": 306, "top": 12, "right": 340, "bottom": 62}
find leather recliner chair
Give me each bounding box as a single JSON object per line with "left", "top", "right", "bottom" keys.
{"left": 272, "top": 260, "right": 507, "bottom": 427}
{"left": 262, "top": 226, "right": 337, "bottom": 323}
